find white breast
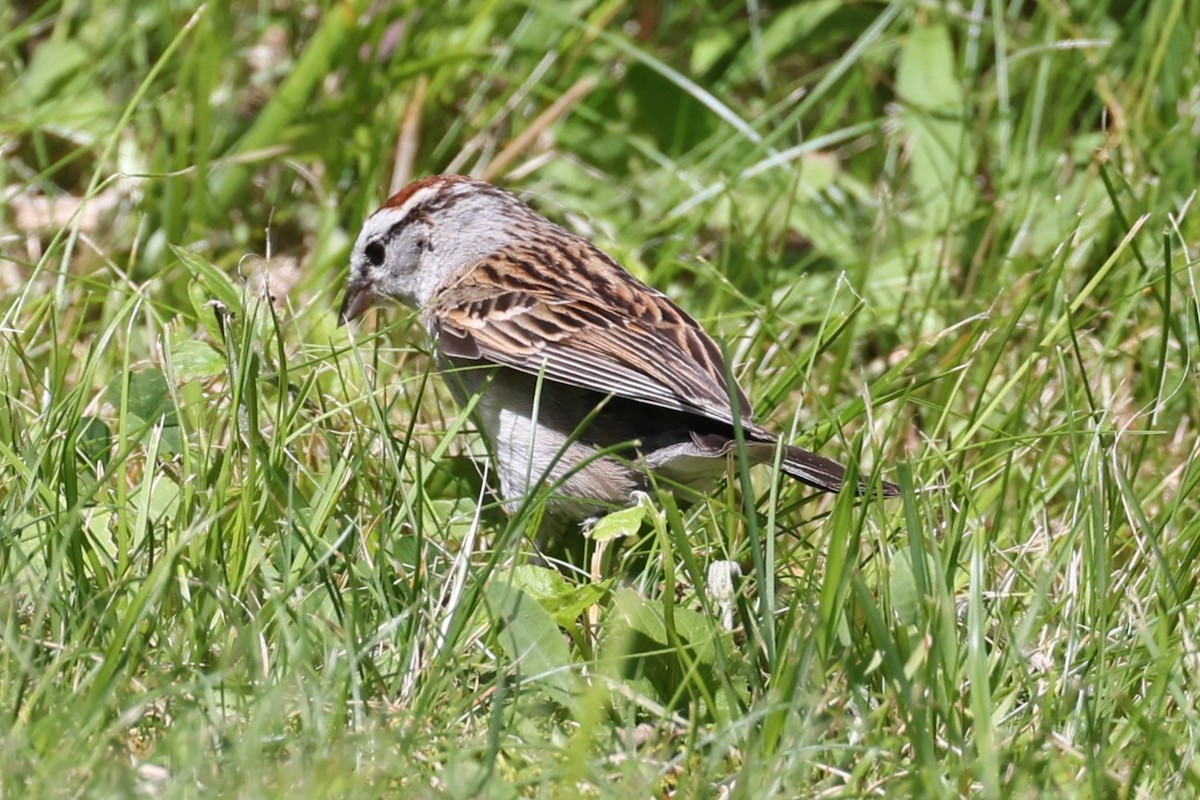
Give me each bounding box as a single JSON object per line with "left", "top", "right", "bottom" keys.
{"left": 446, "top": 362, "right": 642, "bottom": 520}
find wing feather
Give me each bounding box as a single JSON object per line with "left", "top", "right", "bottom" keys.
{"left": 425, "top": 239, "right": 759, "bottom": 430}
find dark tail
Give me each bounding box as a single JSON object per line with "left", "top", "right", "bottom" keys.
{"left": 780, "top": 444, "right": 901, "bottom": 497}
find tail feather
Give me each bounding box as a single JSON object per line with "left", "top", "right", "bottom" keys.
{"left": 780, "top": 444, "right": 901, "bottom": 497}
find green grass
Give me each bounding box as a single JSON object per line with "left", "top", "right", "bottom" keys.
{"left": 2, "top": 0, "right": 1199, "bottom": 796}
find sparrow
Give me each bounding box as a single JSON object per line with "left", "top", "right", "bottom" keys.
{"left": 339, "top": 175, "right": 898, "bottom": 523}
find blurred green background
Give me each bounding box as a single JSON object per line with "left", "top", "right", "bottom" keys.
{"left": 2, "top": 0, "right": 1199, "bottom": 797}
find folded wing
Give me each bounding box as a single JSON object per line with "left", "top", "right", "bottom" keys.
{"left": 425, "top": 240, "right": 759, "bottom": 431}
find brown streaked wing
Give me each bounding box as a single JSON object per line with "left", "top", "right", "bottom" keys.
{"left": 426, "top": 243, "right": 759, "bottom": 430}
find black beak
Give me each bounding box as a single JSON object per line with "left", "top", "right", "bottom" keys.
{"left": 338, "top": 280, "right": 375, "bottom": 326}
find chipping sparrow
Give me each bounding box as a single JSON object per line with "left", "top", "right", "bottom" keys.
{"left": 340, "top": 175, "right": 898, "bottom": 523}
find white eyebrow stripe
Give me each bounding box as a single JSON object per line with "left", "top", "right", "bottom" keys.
{"left": 373, "top": 185, "right": 439, "bottom": 223}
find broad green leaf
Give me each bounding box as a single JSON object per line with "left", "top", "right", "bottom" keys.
{"left": 12, "top": 39, "right": 90, "bottom": 103}
{"left": 188, "top": 279, "right": 229, "bottom": 343}
{"left": 725, "top": 0, "right": 841, "bottom": 84}
{"left": 588, "top": 502, "right": 647, "bottom": 542}
{"left": 612, "top": 587, "right": 666, "bottom": 644}
{"left": 691, "top": 29, "right": 737, "bottom": 76}
{"left": 423, "top": 454, "right": 484, "bottom": 499}
{"left": 146, "top": 477, "right": 181, "bottom": 520}
{"left": 611, "top": 587, "right": 720, "bottom": 665}
{"left": 896, "top": 23, "right": 974, "bottom": 226}
{"left": 106, "top": 368, "right": 177, "bottom": 427}
{"left": 889, "top": 547, "right": 935, "bottom": 627}
{"left": 484, "top": 581, "right": 579, "bottom": 710}
{"left": 504, "top": 565, "right": 609, "bottom": 627}
{"left": 76, "top": 416, "right": 112, "bottom": 469}
{"left": 167, "top": 339, "right": 225, "bottom": 383}
{"left": 174, "top": 246, "right": 244, "bottom": 311}
{"left": 505, "top": 564, "right": 571, "bottom": 600}
{"left": 4, "top": 38, "right": 113, "bottom": 135}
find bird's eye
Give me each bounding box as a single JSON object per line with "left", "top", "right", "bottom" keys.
{"left": 364, "top": 240, "right": 386, "bottom": 267}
